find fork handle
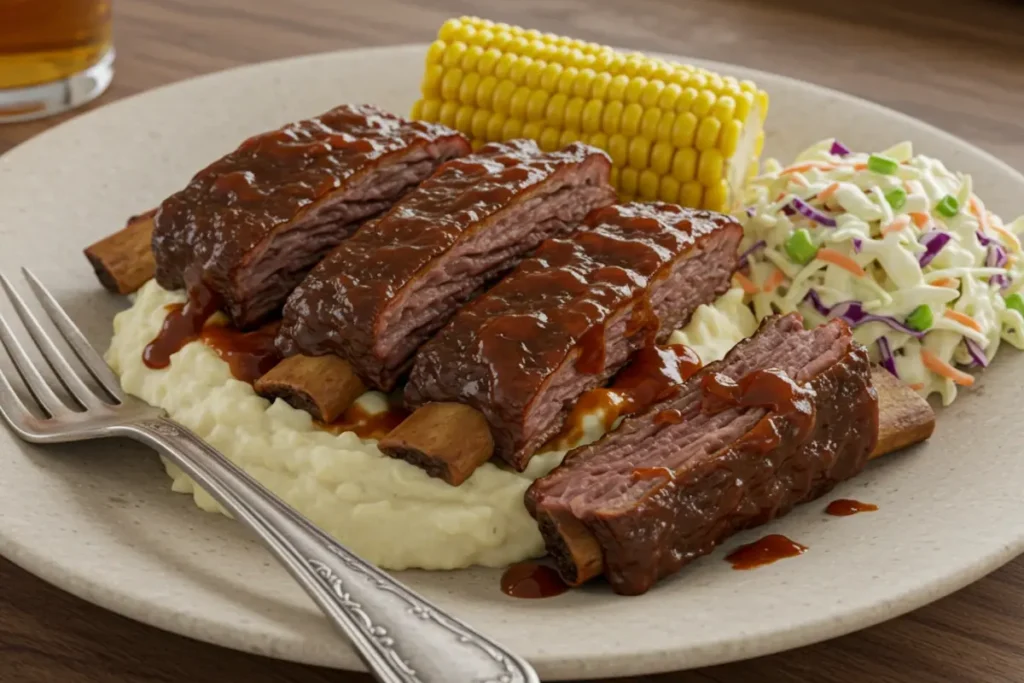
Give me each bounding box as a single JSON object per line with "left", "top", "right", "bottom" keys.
{"left": 117, "top": 416, "right": 538, "bottom": 683}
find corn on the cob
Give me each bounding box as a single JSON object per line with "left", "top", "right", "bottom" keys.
{"left": 411, "top": 16, "right": 769, "bottom": 212}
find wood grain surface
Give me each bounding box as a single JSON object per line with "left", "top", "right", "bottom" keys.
{"left": 2, "top": 0, "right": 1024, "bottom": 681}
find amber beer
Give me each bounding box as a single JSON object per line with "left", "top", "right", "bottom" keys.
{"left": 0, "top": 0, "right": 113, "bottom": 121}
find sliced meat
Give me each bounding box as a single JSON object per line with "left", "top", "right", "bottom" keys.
{"left": 152, "top": 103, "right": 470, "bottom": 328}
{"left": 276, "top": 139, "right": 615, "bottom": 390}
{"left": 526, "top": 314, "right": 879, "bottom": 595}
{"left": 405, "top": 203, "right": 743, "bottom": 471}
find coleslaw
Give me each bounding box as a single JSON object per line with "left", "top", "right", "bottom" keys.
{"left": 736, "top": 139, "right": 1024, "bottom": 405}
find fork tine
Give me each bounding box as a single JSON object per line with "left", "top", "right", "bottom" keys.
{"left": 0, "top": 307, "right": 71, "bottom": 417}
{"left": 22, "top": 268, "right": 125, "bottom": 403}
{"left": 0, "top": 273, "right": 104, "bottom": 410}
{"left": 0, "top": 362, "right": 41, "bottom": 439}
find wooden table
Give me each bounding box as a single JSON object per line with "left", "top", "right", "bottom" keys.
{"left": 2, "top": 1, "right": 1024, "bottom": 681}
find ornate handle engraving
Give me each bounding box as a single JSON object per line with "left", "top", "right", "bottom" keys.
{"left": 119, "top": 417, "right": 539, "bottom": 683}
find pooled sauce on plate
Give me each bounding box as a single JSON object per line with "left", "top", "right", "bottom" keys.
{"left": 725, "top": 534, "right": 807, "bottom": 570}
{"left": 825, "top": 499, "right": 878, "bottom": 516}
{"left": 325, "top": 401, "right": 410, "bottom": 440}
{"left": 500, "top": 561, "right": 569, "bottom": 599}
{"left": 200, "top": 322, "right": 282, "bottom": 384}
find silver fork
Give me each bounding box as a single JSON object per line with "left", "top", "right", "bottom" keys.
{"left": 0, "top": 269, "right": 539, "bottom": 683}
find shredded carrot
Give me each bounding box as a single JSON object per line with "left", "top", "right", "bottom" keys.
{"left": 816, "top": 248, "right": 866, "bottom": 276}
{"left": 969, "top": 195, "right": 990, "bottom": 233}
{"left": 943, "top": 309, "right": 982, "bottom": 332}
{"left": 908, "top": 383, "right": 926, "bottom": 391}
{"left": 881, "top": 215, "right": 911, "bottom": 235}
{"left": 929, "top": 277, "right": 959, "bottom": 289}
{"left": 909, "top": 212, "right": 931, "bottom": 229}
{"left": 852, "top": 162, "right": 868, "bottom": 171}
{"left": 921, "top": 349, "right": 975, "bottom": 386}
{"left": 816, "top": 182, "right": 841, "bottom": 203}
{"left": 790, "top": 173, "right": 809, "bottom": 188}
{"left": 762, "top": 268, "right": 786, "bottom": 293}
{"left": 780, "top": 161, "right": 835, "bottom": 175}
{"left": 992, "top": 224, "right": 1022, "bottom": 253}
{"left": 734, "top": 272, "right": 760, "bottom": 295}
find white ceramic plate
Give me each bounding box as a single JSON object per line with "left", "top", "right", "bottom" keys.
{"left": 1, "top": 45, "right": 1023, "bottom": 681}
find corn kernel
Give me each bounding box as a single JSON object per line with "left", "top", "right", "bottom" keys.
{"left": 476, "top": 75, "right": 497, "bottom": 108}
{"left": 573, "top": 68, "right": 596, "bottom": 98}
{"left": 410, "top": 99, "right": 424, "bottom": 119}
{"left": 679, "top": 181, "right": 703, "bottom": 208}
{"left": 492, "top": 80, "right": 516, "bottom": 114}
{"left": 490, "top": 31, "right": 512, "bottom": 50}
{"left": 590, "top": 72, "right": 613, "bottom": 100}
{"left": 556, "top": 67, "right": 580, "bottom": 95}
{"left": 524, "top": 60, "right": 546, "bottom": 89}
{"left": 688, "top": 72, "right": 708, "bottom": 90}
{"left": 441, "top": 68, "right": 463, "bottom": 101}
{"left": 621, "top": 102, "right": 644, "bottom": 136}
{"left": 545, "top": 92, "right": 569, "bottom": 127}
{"left": 471, "top": 108, "right": 490, "bottom": 139}
{"left": 674, "top": 87, "right": 698, "bottom": 113}
{"left": 509, "top": 86, "right": 531, "bottom": 119}
{"left": 659, "top": 175, "right": 680, "bottom": 203}
{"left": 592, "top": 51, "right": 616, "bottom": 73}
{"left": 704, "top": 179, "right": 729, "bottom": 212}
{"left": 620, "top": 167, "right": 639, "bottom": 195}
{"left": 454, "top": 24, "right": 477, "bottom": 44}
{"left": 485, "top": 111, "right": 507, "bottom": 141}
{"left": 422, "top": 64, "right": 444, "bottom": 96}
{"left": 539, "top": 62, "right": 563, "bottom": 91}
{"left": 692, "top": 89, "right": 716, "bottom": 117}
{"left": 756, "top": 90, "right": 770, "bottom": 121}
{"left": 712, "top": 96, "right": 736, "bottom": 124}
{"left": 609, "top": 166, "right": 620, "bottom": 187}
{"left": 608, "top": 133, "right": 629, "bottom": 167}
{"left": 720, "top": 119, "right": 742, "bottom": 158}
{"left": 636, "top": 60, "right": 658, "bottom": 80}
{"left": 638, "top": 169, "right": 660, "bottom": 200}
{"left": 539, "top": 126, "right": 561, "bottom": 152}
{"left": 640, "top": 80, "right": 664, "bottom": 109}
{"left": 502, "top": 118, "right": 524, "bottom": 140}
{"left": 506, "top": 36, "right": 529, "bottom": 56}
{"left": 564, "top": 96, "right": 586, "bottom": 129}
{"left": 523, "top": 28, "right": 542, "bottom": 41}
{"left": 476, "top": 48, "right": 502, "bottom": 76}
{"left": 705, "top": 72, "right": 724, "bottom": 93}
{"left": 735, "top": 91, "right": 754, "bottom": 122}
{"left": 438, "top": 100, "right": 459, "bottom": 127}
{"left": 697, "top": 149, "right": 724, "bottom": 186}
{"left": 581, "top": 99, "right": 603, "bottom": 134}
{"left": 602, "top": 100, "right": 623, "bottom": 135}
{"left": 459, "top": 71, "right": 480, "bottom": 105}
{"left": 740, "top": 79, "right": 758, "bottom": 93}
{"left": 419, "top": 98, "right": 441, "bottom": 122}
{"left": 522, "top": 120, "right": 543, "bottom": 140}
{"left": 527, "top": 90, "right": 549, "bottom": 121}
{"left": 624, "top": 77, "right": 648, "bottom": 104}
{"left": 628, "top": 136, "right": 651, "bottom": 170}
{"left": 655, "top": 111, "right": 676, "bottom": 142}
{"left": 494, "top": 52, "right": 517, "bottom": 79}
{"left": 559, "top": 129, "right": 578, "bottom": 148}
{"left": 754, "top": 129, "right": 765, "bottom": 157}
{"left": 461, "top": 45, "right": 484, "bottom": 72}
{"left": 438, "top": 19, "right": 461, "bottom": 42}
{"left": 657, "top": 83, "right": 682, "bottom": 111}
{"left": 443, "top": 42, "right": 468, "bottom": 68}
{"left": 588, "top": 131, "right": 609, "bottom": 151}
{"left": 454, "top": 104, "right": 475, "bottom": 133}
{"left": 607, "top": 74, "right": 630, "bottom": 101}
{"left": 695, "top": 116, "right": 721, "bottom": 150}
{"left": 426, "top": 40, "right": 446, "bottom": 65}
{"left": 508, "top": 56, "right": 533, "bottom": 84}
{"left": 640, "top": 107, "right": 661, "bottom": 140}
{"left": 672, "top": 148, "right": 698, "bottom": 182}
{"left": 650, "top": 141, "right": 674, "bottom": 175}
{"left": 671, "top": 112, "right": 698, "bottom": 148}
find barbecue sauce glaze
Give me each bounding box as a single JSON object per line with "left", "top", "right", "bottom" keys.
{"left": 550, "top": 343, "right": 703, "bottom": 448}
{"left": 324, "top": 401, "right": 410, "bottom": 440}
{"left": 701, "top": 368, "right": 816, "bottom": 448}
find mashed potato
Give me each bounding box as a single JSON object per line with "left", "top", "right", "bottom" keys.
{"left": 106, "top": 281, "right": 755, "bottom": 570}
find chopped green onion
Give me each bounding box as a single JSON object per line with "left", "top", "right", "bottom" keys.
{"left": 884, "top": 187, "right": 907, "bottom": 211}
{"left": 1006, "top": 292, "right": 1024, "bottom": 318}
{"left": 784, "top": 228, "right": 818, "bottom": 265}
{"left": 867, "top": 154, "right": 899, "bottom": 175}
{"left": 906, "top": 305, "right": 933, "bottom": 331}
{"left": 935, "top": 194, "right": 960, "bottom": 218}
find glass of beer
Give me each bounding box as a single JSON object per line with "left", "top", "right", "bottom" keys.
{"left": 0, "top": 0, "right": 114, "bottom": 123}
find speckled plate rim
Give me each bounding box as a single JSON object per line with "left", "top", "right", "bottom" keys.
{"left": 0, "top": 44, "right": 1023, "bottom": 680}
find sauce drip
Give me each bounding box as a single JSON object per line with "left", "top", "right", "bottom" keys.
{"left": 325, "top": 402, "right": 410, "bottom": 440}
{"left": 500, "top": 562, "right": 569, "bottom": 599}
{"left": 199, "top": 322, "right": 282, "bottom": 384}
{"left": 725, "top": 534, "right": 807, "bottom": 570}
{"left": 547, "top": 344, "right": 702, "bottom": 449}
{"left": 653, "top": 408, "right": 684, "bottom": 426}
{"left": 143, "top": 282, "right": 221, "bottom": 370}
{"left": 701, "top": 368, "right": 816, "bottom": 449}
{"left": 631, "top": 466, "right": 675, "bottom": 482}
{"left": 825, "top": 499, "right": 878, "bottom": 516}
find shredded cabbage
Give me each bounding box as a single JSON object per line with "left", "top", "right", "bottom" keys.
{"left": 736, "top": 139, "right": 1024, "bottom": 405}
